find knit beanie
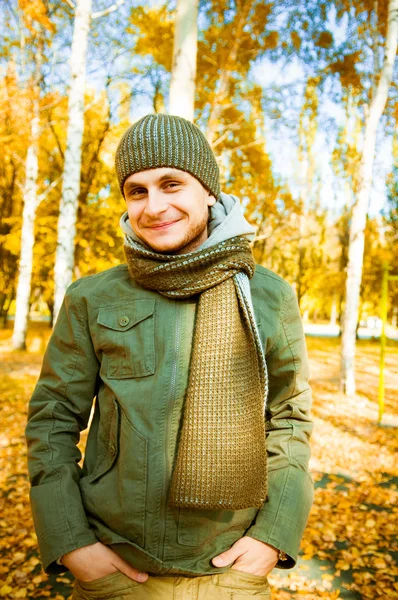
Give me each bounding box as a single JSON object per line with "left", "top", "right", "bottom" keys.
{"left": 115, "top": 114, "right": 221, "bottom": 200}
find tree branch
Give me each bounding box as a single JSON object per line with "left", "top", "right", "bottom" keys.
{"left": 92, "top": 0, "right": 125, "bottom": 19}
{"left": 64, "top": 0, "right": 75, "bottom": 10}
{"left": 252, "top": 232, "right": 273, "bottom": 244}
{"left": 212, "top": 114, "right": 246, "bottom": 148}
{"left": 40, "top": 96, "right": 64, "bottom": 112}
{"left": 37, "top": 176, "right": 63, "bottom": 206}
{"left": 44, "top": 111, "right": 65, "bottom": 162}
{"left": 11, "top": 151, "right": 25, "bottom": 166}
{"left": 221, "top": 139, "right": 264, "bottom": 155}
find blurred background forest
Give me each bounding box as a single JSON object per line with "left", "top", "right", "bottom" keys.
{"left": 0, "top": 0, "right": 397, "bottom": 598}
{"left": 0, "top": 0, "right": 397, "bottom": 340}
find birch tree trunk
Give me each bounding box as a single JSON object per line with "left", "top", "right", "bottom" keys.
{"left": 53, "top": 0, "right": 92, "bottom": 321}
{"left": 340, "top": 0, "right": 398, "bottom": 395}
{"left": 12, "top": 46, "right": 42, "bottom": 350}
{"left": 169, "top": 0, "right": 198, "bottom": 121}
{"left": 330, "top": 296, "right": 338, "bottom": 327}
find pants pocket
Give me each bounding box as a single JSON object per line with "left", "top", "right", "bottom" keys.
{"left": 74, "top": 571, "right": 139, "bottom": 600}
{"left": 215, "top": 568, "right": 271, "bottom": 597}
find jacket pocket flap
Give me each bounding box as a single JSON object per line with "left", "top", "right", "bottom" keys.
{"left": 97, "top": 299, "right": 155, "bottom": 332}
{"left": 90, "top": 398, "right": 120, "bottom": 483}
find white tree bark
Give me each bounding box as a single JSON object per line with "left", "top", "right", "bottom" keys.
{"left": 12, "top": 40, "right": 43, "bottom": 351}
{"left": 11, "top": 97, "right": 40, "bottom": 350}
{"left": 169, "top": 0, "right": 198, "bottom": 121}
{"left": 330, "top": 296, "right": 338, "bottom": 327}
{"left": 53, "top": 0, "right": 92, "bottom": 321}
{"left": 340, "top": 0, "right": 398, "bottom": 395}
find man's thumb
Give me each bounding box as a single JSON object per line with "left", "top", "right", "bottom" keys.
{"left": 212, "top": 541, "right": 244, "bottom": 567}
{"left": 114, "top": 559, "right": 149, "bottom": 583}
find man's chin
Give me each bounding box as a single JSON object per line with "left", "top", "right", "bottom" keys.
{"left": 137, "top": 225, "right": 207, "bottom": 254}
{"left": 140, "top": 236, "right": 186, "bottom": 254}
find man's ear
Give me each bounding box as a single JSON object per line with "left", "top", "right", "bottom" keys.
{"left": 207, "top": 192, "right": 217, "bottom": 207}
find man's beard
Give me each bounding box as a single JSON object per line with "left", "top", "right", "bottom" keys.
{"left": 139, "top": 208, "right": 210, "bottom": 255}
{"left": 172, "top": 211, "right": 209, "bottom": 255}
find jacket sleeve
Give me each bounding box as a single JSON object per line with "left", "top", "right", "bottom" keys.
{"left": 246, "top": 284, "right": 314, "bottom": 568}
{"left": 25, "top": 281, "right": 99, "bottom": 574}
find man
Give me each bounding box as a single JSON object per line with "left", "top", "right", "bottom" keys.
{"left": 26, "top": 113, "right": 313, "bottom": 599}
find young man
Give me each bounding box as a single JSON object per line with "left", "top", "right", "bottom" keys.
{"left": 26, "top": 114, "right": 313, "bottom": 599}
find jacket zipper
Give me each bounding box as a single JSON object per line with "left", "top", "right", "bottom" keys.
{"left": 159, "top": 301, "right": 181, "bottom": 560}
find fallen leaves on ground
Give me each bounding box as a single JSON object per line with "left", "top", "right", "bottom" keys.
{"left": 269, "top": 337, "right": 398, "bottom": 599}
{"left": 0, "top": 326, "right": 397, "bottom": 599}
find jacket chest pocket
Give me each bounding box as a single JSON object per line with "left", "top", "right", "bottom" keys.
{"left": 97, "top": 299, "right": 156, "bottom": 379}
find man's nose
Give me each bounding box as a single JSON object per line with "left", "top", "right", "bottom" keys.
{"left": 144, "top": 190, "right": 168, "bottom": 218}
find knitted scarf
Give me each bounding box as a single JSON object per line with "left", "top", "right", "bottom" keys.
{"left": 124, "top": 235, "right": 268, "bottom": 510}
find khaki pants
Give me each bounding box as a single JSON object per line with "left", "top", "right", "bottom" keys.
{"left": 73, "top": 570, "right": 272, "bottom": 599}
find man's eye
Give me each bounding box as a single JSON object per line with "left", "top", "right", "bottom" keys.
{"left": 165, "top": 182, "right": 179, "bottom": 189}
{"left": 131, "top": 188, "right": 146, "bottom": 195}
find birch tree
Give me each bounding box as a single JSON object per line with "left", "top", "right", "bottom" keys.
{"left": 340, "top": 0, "right": 398, "bottom": 395}
{"left": 169, "top": 0, "right": 199, "bottom": 121}
{"left": 53, "top": 0, "right": 125, "bottom": 321}
{"left": 11, "top": 45, "right": 42, "bottom": 350}
{"left": 11, "top": 0, "right": 57, "bottom": 349}
{"left": 53, "top": 0, "right": 93, "bottom": 321}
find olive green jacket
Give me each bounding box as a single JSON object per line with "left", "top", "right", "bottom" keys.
{"left": 25, "top": 263, "right": 313, "bottom": 576}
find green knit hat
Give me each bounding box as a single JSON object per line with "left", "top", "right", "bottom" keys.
{"left": 115, "top": 114, "right": 221, "bottom": 200}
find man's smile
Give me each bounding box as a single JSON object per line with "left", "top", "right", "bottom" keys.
{"left": 146, "top": 219, "right": 181, "bottom": 230}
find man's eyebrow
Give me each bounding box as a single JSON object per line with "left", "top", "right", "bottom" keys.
{"left": 124, "top": 181, "right": 143, "bottom": 192}
{"left": 157, "top": 171, "right": 187, "bottom": 182}
{"left": 125, "top": 170, "right": 187, "bottom": 189}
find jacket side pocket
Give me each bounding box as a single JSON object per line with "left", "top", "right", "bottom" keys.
{"left": 89, "top": 398, "right": 120, "bottom": 483}
{"left": 80, "top": 399, "right": 148, "bottom": 547}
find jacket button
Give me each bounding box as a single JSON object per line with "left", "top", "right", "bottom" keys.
{"left": 119, "top": 316, "right": 130, "bottom": 327}
{"left": 110, "top": 444, "right": 116, "bottom": 456}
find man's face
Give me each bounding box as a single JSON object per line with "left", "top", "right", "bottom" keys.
{"left": 123, "top": 167, "right": 216, "bottom": 254}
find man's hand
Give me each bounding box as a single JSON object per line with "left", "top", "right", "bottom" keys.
{"left": 212, "top": 537, "right": 279, "bottom": 577}
{"left": 61, "top": 542, "right": 149, "bottom": 583}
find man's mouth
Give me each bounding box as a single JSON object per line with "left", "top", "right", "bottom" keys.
{"left": 147, "top": 220, "right": 180, "bottom": 230}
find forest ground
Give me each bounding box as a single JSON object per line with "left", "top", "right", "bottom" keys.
{"left": 0, "top": 324, "right": 397, "bottom": 599}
